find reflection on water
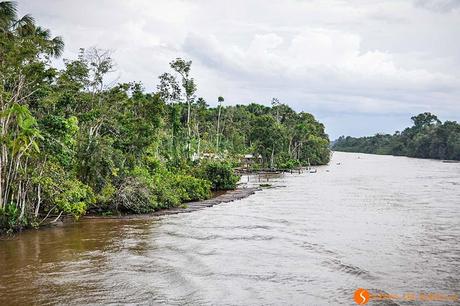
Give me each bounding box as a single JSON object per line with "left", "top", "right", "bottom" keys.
{"left": 0, "top": 152, "right": 459, "bottom": 305}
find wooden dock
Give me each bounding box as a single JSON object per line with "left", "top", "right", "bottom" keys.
{"left": 235, "top": 167, "right": 305, "bottom": 174}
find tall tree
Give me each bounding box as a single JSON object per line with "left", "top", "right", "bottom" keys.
{"left": 0, "top": 1, "right": 63, "bottom": 215}
{"left": 216, "top": 96, "right": 224, "bottom": 153}
{"left": 169, "top": 58, "right": 196, "bottom": 158}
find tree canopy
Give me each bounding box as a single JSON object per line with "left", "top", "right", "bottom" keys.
{"left": 0, "top": 1, "right": 330, "bottom": 232}
{"left": 333, "top": 113, "right": 460, "bottom": 160}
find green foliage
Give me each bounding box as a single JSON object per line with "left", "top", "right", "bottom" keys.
{"left": 197, "top": 161, "right": 240, "bottom": 190}
{"left": 0, "top": 203, "right": 21, "bottom": 232}
{"left": 35, "top": 161, "right": 95, "bottom": 218}
{"left": 173, "top": 174, "right": 211, "bottom": 201}
{"left": 333, "top": 113, "right": 460, "bottom": 160}
{"left": 111, "top": 166, "right": 211, "bottom": 214}
{"left": 39, "top": 115, "right": 79, "bottom": 167}
{"left": 146, "top": 168, "right": 211, "bottom": 206}
{"left": 302, "top": 135, "right": 331, "bottom": 165}
{"left": 0, "top": 3, "right": 331, "bottom": 232}
{"left": 2, "top": 102, "right": 43, "bottom": 156}
{"left": 276, "top": 157, "right": 301, "bottom": 170}
{"left": 53, "top": 179, "right": 95, "bottom": 217}
{"left": 111, "top": 176, "right": 156, "bottom": 214}
{"left": 96, "top": 182, "right": 116, "bottom": 205}
{"left": 249, "top": 115, "right": 284, "bottom": 166}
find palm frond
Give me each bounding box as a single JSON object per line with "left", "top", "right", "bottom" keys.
{"left": 0, "top": 1, "right": 17, "bottom": 19}
{"left": 0, "top": 1, "right": 17, "bottom": 31}
{"left": 50, "top": 35, "right": 64, "bottom": 57}
{"left": 35, "top": 26, "right": 50, "bottom": 39}
{"left": 13, "top": 13, "right": 35, "bottom": 31}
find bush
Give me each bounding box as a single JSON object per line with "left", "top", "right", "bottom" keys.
{"left": 149, "top": 172, "right": 211, "bottom": 207}
{"left": 276, "top": 157, "right": 301, "bottom": 169}
{"left": 0, "top": 204, "right": 22, "bottom": 233}
{"left": 54, "top": 179, "right": 95, "bottom": 218}
{"left": 150, "top": 171, "right": 182, "bottom": 208}
{"left": 110, "top": 166, "right": 212, "bottom": 213}
{"left": 96, "top": 183, "right": 116, "bottom": 205}
{"left": 173, "top": 175, "right": 211, "bottom": 202}
{"left": 197, "top": 161, "right": 240, "bottom": 190}
{"left": 36, "top": 162, "right": 95, "bottom": 219}
{"left": 111, "top": 177, "right": 157, "bottom": 213}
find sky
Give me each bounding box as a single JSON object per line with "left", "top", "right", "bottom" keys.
{"left": 17, "top": 0, "right": 460, "bottom": 139}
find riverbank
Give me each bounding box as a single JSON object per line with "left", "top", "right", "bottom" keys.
{"left": 84, "top": 187, "right": 261, "bottom": 220}
{"left": 0, "top": 165, "right": 263, "bottom": 236}
{"left": 0, "top": 186, "right": 261, "bottom": 237}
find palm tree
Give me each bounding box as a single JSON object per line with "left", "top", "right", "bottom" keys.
{"left": 1, "top": 1, "right": 34, "bottom": 35}
{"left": 0, "top": 1, "right": 63, "bottom": 214}
{"left": 0, "top": 1, "right": 15, "bottom": 29}
{"left": 0, "top": 1, "right": 63, "bottom": 56}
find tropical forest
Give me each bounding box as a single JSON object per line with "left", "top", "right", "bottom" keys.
{"left": 0, "top": 1, "right": 330, "bottom": 232}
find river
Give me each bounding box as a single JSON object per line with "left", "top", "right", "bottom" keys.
{"left": 0, "top": 152, "right": 459, "bottom": 305}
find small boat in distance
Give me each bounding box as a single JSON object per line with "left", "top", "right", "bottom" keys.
{"left": 309, "top": 168, "right": 317, "bottom": 173}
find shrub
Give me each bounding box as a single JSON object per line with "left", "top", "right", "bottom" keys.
{"left": 37, "top": 162, "right": 95, "bottom": 219}
{"left": 111, "top": 166, "right": 212, "bottom": 213}
{"left": 54, "top": 179, "right": 95, "bottom": 218}
{"left": 150, "top": 172, "right": 182, "bottom": 208}
{"left": 173, "top": 175, "right": 211, "bottom": 201}
{"left": 0, "top": 204, "right": 22, "bottom": 233}
{"left": 149, "top": 171, "right": 211, "bottom": 207}
{"left": 111, "top": 177, "right": 157, "bottom": 213}
{"left": 96, "top": 182, "right": 116, "bottom": 205}
{"left": 276, "top": 157, "right": 301, "bottom": 169}
{"left": 197, "top": 161, "right": 240, "bottom": 190}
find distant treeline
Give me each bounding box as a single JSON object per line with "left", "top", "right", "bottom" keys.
{"left": 333, "top": 113, "right": 460, "bottom": 160}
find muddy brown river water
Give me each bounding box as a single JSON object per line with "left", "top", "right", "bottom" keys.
{"left": 0, "top": 152, "right": 459, "bottom": 305}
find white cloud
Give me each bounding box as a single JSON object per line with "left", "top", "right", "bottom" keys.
{"left": 17, "top": 0, "right": 460, "bottom": 137}
{"left": 414, "top": 0, "right": 460, "bottom": 12}
{"left": 185, "top": 28, "right": 458, "bottom": 109}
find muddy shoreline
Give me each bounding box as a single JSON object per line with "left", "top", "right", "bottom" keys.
{"left": 83, "top": 187, "right": 261, "bottom": 220}
{"left": 1, "top": 187, "right": 261, "bottom": 238}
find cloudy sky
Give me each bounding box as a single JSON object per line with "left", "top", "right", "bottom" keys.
{"left": 18, "top": 0, "right": 460, "bottom": 139}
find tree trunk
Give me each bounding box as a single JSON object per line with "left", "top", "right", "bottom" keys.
{"left": 216, "top": 102, "right": 222, "bottom": 153}
{"left": 34, "top": 184, "right": 41, "bottom": 218}
{"left": 187, "top": 98, "right": 191, "bottom": 157}
{"left": 195, "top": 123, "right": 201, "bottom": 159}
{"left": 270, "top": 146, "right": 275, "bottom": 169}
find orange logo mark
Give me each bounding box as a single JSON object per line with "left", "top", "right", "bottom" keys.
{"left": 354, "top": 288, "right": 370, "bottom": 305}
